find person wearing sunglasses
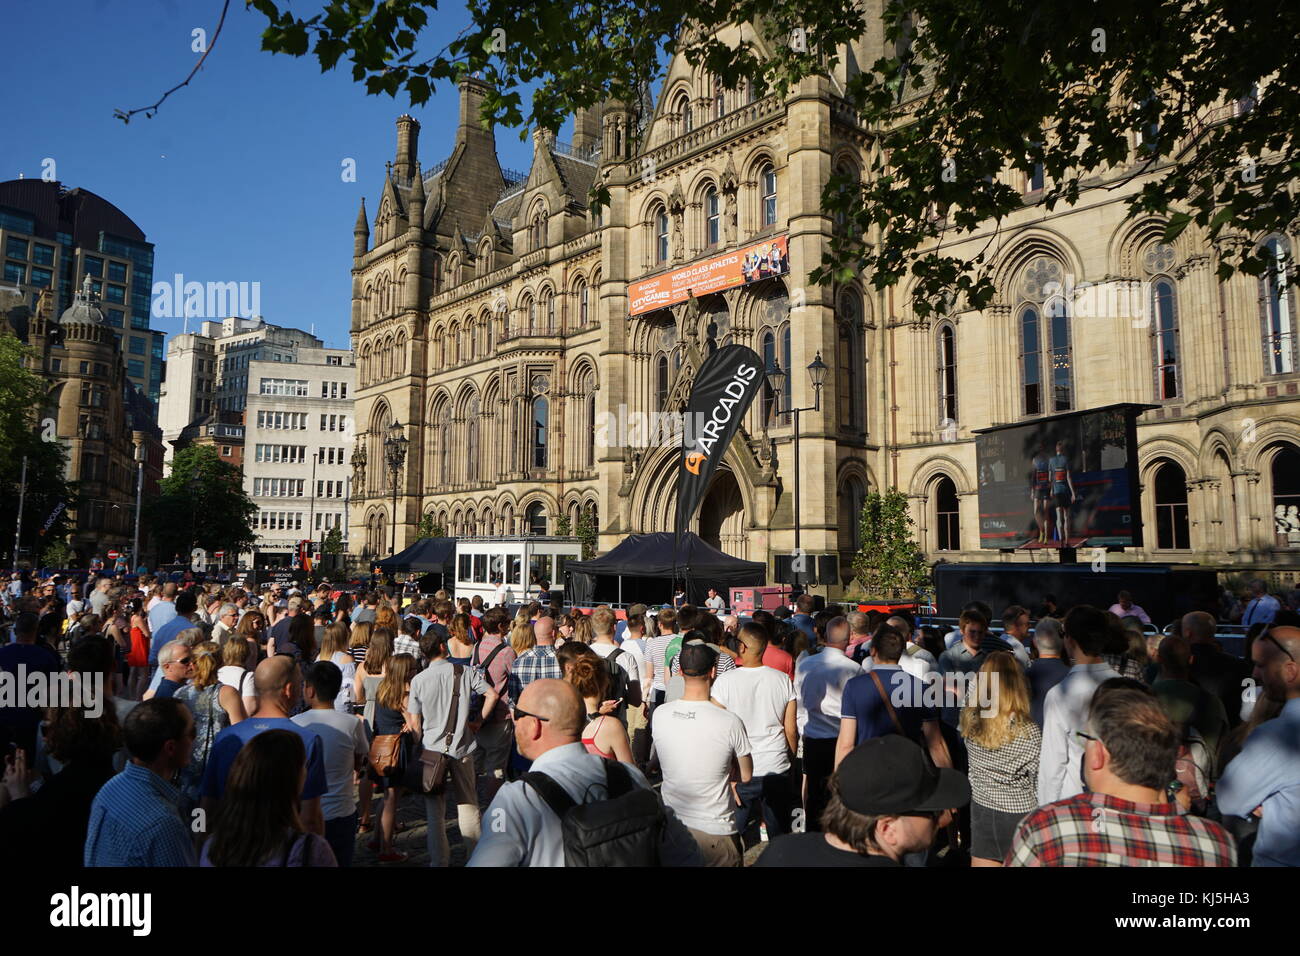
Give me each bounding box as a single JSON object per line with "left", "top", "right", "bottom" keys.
{"left": 756, "top": 735, "right": 969, "bottom": 867}
{"left": 1217, "top": 625, "right": 1300, "bottom": 866}
{"left": 146, "top": 641, "right": 195, "bottom": 701}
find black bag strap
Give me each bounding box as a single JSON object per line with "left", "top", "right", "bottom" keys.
{"left": 524, "top": 770, "right": 577, "bottom": 819}
{"left": 608, "top": 647, "right": 624, "bottom": 665}
{"left": 441, "top": 663, "right": 463, "bottom": 748}
{"left": 478, "top": 640, "right": 509, "bottom": 679}
{"left": 603, "top": 759, "right": 635, "bottom": 798}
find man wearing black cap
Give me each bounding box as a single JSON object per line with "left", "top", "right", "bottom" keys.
{"left": 755, "top": 736, "right": 970, "bottom": 867}
{"left": 652, "top": 640, "right": 753, "bottom": 866}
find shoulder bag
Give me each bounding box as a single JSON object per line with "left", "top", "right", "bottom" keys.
{"left": 403, "top": 663, "right": 463, "bottom": 795}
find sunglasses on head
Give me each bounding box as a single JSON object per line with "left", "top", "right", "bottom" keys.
{"left": 1262, "top": 630, "right": 1295, "bottom": 662}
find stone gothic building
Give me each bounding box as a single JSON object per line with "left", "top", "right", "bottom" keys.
{"left": 349, "top": 22, "right": 1300, "bottom": 583}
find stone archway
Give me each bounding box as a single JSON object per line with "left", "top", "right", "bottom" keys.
{"left": 698, "top": 469, "right": 747, "bottom": 558}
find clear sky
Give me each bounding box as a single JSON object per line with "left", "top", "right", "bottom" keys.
{"left": 0, "top": 0, "right": 543, "bottom": 351}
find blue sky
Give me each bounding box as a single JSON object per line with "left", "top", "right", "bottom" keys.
{"left": 0, "top": 0, "right": 544, "bottom": 351}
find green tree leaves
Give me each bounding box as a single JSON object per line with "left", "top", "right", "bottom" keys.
{"left": 148, "top": 446, "right": 257, "bottom": 560}
{"left": 851, "top": 489, "right": 931, "bottom": 600}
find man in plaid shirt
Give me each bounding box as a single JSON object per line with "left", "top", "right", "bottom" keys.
{"left": 1006, "top": 685, "right": 1236, "bottom": 867}
{"left": 506, "top": 615, "right": 560, "bottom": 702}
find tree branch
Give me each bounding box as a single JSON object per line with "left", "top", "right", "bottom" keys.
{"left": 114, "top": 0, "right": 231, "bottom": 123}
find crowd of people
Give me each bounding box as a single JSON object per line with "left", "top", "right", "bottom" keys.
{"left": 1, "top": 567, "right": 1297, "bottom": 868}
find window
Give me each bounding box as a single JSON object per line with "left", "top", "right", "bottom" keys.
{"left": 713, "top": 77, "right": 726, "bottom": 119}
{"left": 526, "top": 502, "right": 547, "bottom": 536}
{"left": 106, "top": 309, "right": 124, "bottom": 328}
{"left": 576, "top": 279, "right": 589, "bottom": 327}
{"left": 837, "top": 292, "right": 863, "bottom": 431}
{"left": 532, "top": 397, "right": 548, "bottom": 469}
{"left": 1152, "top": 278, "right": 1180, "bottom": 399}
{"left": 127, "top": 359, "right": 144, "bottom": 378}
{"left": 655, "top": 207, "right": 669, "bottom": 264}
{"left": 1020, "top": 306, "right": 1042, "bottom": 415}
{"left": 938, "top": 324, "right": 957, "bottom": 423}
{"left": 107, "top": 261, "right": 127, "bottom": 282}
{"left": 760, "top": 164, "right": 777, "bottom": 226}
{"left": 259, "top": 378, "right": 308, "bottom": 396}
{"left": 676, "top": 92, "right": 693, "bottom": 133}
{"left": 105, "top": 284, "right": 125, "bottom": 304}
{"left": 29, "top": 267, "right": 52, "bottom": 288}
{"left": 5, "top": 237, "right": 26, "bottom": 261}
{"left": 705, "top": 188, "right": 720, "bottom": 246}
{"left": 655, "top": 354, "right": 670, "bottom": 412}
{"left": 3, "top": 262, "right": 23, "bottom": 284}
{"left": 1018, "top": 258, "right": 1073, "bottom": 416}
{"left": 1154, "top": 462, "right": 1190, "bottom": 549}
{"left": 83, "top": 256, "right": 103, "bottom": 276}
{"left": 935, "top": 477, "right": 961, "bottom": 551}
{"left": 1261, "top": 236, "right": 1297, "bottom": 374}
{"left": 1273, "top": 446, "right": 1300, "bottom": 546}
{"left": 838, "top": 477, "right": 867, "bottom": 558}
{"left": 129, "top": 336, "right": 146, "bottom": 355}
{"left": 761, "top": 330, "right": 777, "bottom": 425}
{"left": 32, "top": 244, "right": 54, "bottom": 266}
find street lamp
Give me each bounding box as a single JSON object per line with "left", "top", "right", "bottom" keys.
{"left": 132, "top": 441, "right": 145, "bottom": 573}
{"left": 768, "top": 352, "right": 826, "bottom": 564}
{"left": 383, "top": 420, "right": 409, "bottom": 556}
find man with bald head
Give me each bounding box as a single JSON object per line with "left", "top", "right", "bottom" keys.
{"left": 1217, "top": 626, "right": 1300, "bottom": 865}
{"left": 506, "top": 617, "right": 560, "bottom": 703}
{"left": 199, "top": 655, "right": 327, "bottom": 834}
{"left": 468, "top": 679, "right": 702, "bottom": 866}
{"left": 1182, "top": 610, "right": 1249, "bottom": 727}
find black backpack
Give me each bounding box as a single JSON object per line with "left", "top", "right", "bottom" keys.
{"left": 602, "top": 648, "right": 640, "bottom": 723}
{"left": 523, "top": 760, "right": 664, "bottom": 866}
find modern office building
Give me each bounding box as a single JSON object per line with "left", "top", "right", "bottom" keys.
{"left": 0, "top": 179, "right": 164, "bottom": 413}
{"left": 157, "top": 316, "right": 355, "bottom": 567}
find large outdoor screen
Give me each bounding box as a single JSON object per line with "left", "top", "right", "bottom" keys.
{"left": 974, "top": 404, "right": 1147, "bottom": 550}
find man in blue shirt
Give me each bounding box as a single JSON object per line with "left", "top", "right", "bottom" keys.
{"left": 837, "top": 627, "right": 951, "bottom": 772}
{"left": 200, "top": 655, "right": 328, "bottom": 835}
{"left": 1241, "top": 580, "right": 1281, "bottom": 629}
{"left": 1217, "top": 625, "right": 1300, "bottom": 866}
{"left": 85, "top": 698, "right": 197, "bottom": 866}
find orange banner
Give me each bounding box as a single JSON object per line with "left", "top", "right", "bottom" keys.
{"left": 628, "top": 235, "right": 789, "bottom": 316}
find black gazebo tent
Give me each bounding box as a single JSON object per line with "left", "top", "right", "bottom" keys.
{"left": 374, "top": 537, "right": 456, "bottom": 592}
{"left": 565, "top": 532, "right": 765, "bottom": 607}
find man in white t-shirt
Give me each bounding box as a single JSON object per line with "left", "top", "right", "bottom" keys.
{"left": 492, "top": 581, "right": 510, "bottom": 608}
{"left": 704, "top": 588, "right": 726, "bottom": 613}
{"left": 794, "top": 616, "right": 861, "bottom": 831}
{"left": 653, "top": 641, "right": 752, "bottom": 866}
{"left": 293, "top": 659, "right": 370, "bottom": 867}
{"left": 710, "top": 622, "right": 798, "bottom": 843}
{"left": 588, "top": 607, "right": 644, "bottom": 727}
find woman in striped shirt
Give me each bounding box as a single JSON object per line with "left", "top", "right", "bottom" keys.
{"left": 960, "top": 650, "right": 1041, "bottom": 867}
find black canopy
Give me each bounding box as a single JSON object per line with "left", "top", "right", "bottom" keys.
{"left": 373, "top": 537, "right": 456, "bottom": 573}
{"left": 565, "top": 532, "right": 765, "bottom": 606}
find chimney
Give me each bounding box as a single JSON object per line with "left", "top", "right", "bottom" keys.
{"left": 458, "top": 76, "right": 493, "bottom": 143}
{"left": 572, "top": 103, "right": 604, "bottom": 155}
{"left": 395, "top": 115, "right": 420, "bottom": 181}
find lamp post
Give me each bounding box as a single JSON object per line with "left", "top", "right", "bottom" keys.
{"left": 132, "top": 441, "right": 145, "bottom": 573}
{"left": 383, "top": 420, "right": 409, "bottom": 556}
{"left": 767, "top": 352, "right": 827, "bottom": 565}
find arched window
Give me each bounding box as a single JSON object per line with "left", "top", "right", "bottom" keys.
{"left": 676, "top": 92, "right": 693, "bottom": 134}
{"left": 1018, "top": 257, "right": 1072, "bottom": 416}
{"left": 467, "top": 413, "right": 479, "bottom": 482}
{"left": 705, "top": 188, "right": 720, "bottom": 247}
{"left": 837, "top": 291, "right": 863, "bottom": 431}
{"left": 1152, "top": 278, "right": 1180, "bottom": 399}
{"left": 760, "top": 164, "right": 777, "bottom": 226}
{"left": 838, "top": 476, "right": 866, "bottom": 558}
{"left": 713, "top": 76, "right": 726, "bottom": 119}
{"left": 938, "top": 324, "right": 957, "bottom": 423}
{"left": 531, "top": 397, "right": 548, "bottom": 469}
{"left": 531, "top": 207, "right": 546, "bottom": 251}
{"left": 575, "top": 278, "right": 589, "bottom": 327}
{"left": 1261, "top": 236, "right": 1297, "bottom": 374}
{"left": 1272, "top": 445, "right": 1300, "bottom": 546}
{"left": 585, "top": 392, "right": 596, "bottom": 469}
{"left": 1153, "top": 461, "right": 1190, "bottom": 550}
{"left": 655, "top": 354, "right": 670, "bottom": 412}
{"left": 545, "top": 289, "right": 556, "bottom": 332}
{"left": 761, "top": 330, "right": 777, "bottom": 425}
{"left": 654, "top": 206, "right": 670, "bottom": 265}
{"left": 935, "top": 476, "right": 960, "bottom": 551}
{"left": 526, "top": 502, "right": 547, "bottom": 536}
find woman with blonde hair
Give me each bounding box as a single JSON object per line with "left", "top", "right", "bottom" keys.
{"left": 570, "top": 612, "right": 594, "bottom": 646}
{"left": 371, "top": 653, "right": 419, "bottom": 862}
{"left": 513, "top": 605, "right": 531, "bottom": 630}
{"left": 959, "top": 650, "right": 1041, "bottom": 867}
{"left": 353, "top": 626, "right": 393, "bottom": 833}
{"left": 348, "top": 620, "right": 373, "bottom": 667}
{"left": 218, "top": 635, "right": 258, "bottom": 714}
{"left": 508, "top": 619, "right": 535, "bottom": 657}
{"left": 176, "top": 641, "right": 246, "bottom": 813}
{"left": 316, "top": 622, "right": 357, "bottom": 712}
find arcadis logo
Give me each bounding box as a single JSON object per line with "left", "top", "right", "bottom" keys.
{"left": 683, "top": 361, "right": 761, "bottom": 472}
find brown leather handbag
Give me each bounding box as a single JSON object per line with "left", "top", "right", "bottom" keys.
{"left": 404, "top": 663, "right": 463, "bottom": 795}
{"left": 367, "top": 732, "right": 405, "bottom": 777}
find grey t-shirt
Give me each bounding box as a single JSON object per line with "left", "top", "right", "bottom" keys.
{"left": 353, "top": 607, "right": 377, "bottom": 624}
{"left": 407, "top": 659, "right": 489, "bottom": 757}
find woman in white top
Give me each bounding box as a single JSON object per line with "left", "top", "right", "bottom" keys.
{"left": 316, "top": 622, "right": 357, "bottom": 713}
{"left": 218, "top": 632, "right": 258, "bottom": 714}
